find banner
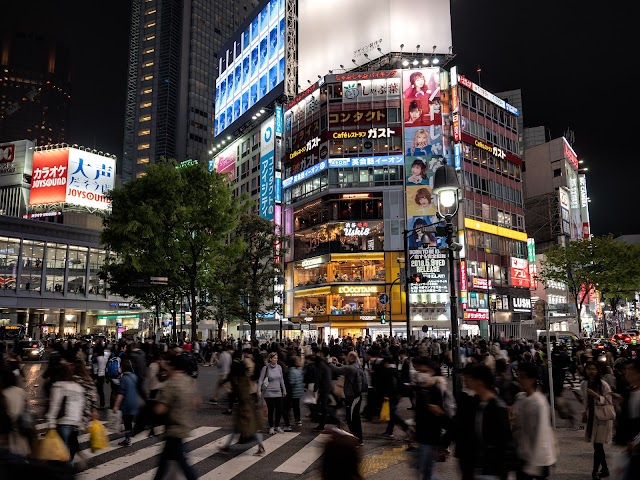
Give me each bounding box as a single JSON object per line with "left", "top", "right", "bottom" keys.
{"left": 259, "top": 116, "right": 276, "bottom": 220}
{"left": 509, "top": 257, "right": 531, "bottom": 288}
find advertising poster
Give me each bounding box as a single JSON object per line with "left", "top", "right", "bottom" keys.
{"left": 409, "top": 247, "right": 449, "bottom": 294}
{"left": 402, "top": 68, "right": 444, "bottom": 248}
{"left": 259, "top": 117, "right": 276, "bottom": 220}
{"left": 29, "top": 149, "right": 69, "bottom": 205}
{"left": 215, "top": 144, "right": 237, "bottom": 182}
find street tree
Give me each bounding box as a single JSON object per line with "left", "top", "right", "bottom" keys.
{"left": 101, "top": 159, "right": 242, "bottom": 341}
{"left": 538, "top": 238, "right": 603, "bottom": 335}
{"left": 592, "top": 237, "right": 640, "bottom": 335}
{"left": 227, "top": 213, "right": 286, "bottom": 341}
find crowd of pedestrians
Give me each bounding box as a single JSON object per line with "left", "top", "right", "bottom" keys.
{"left": 0, "top": 332, "right": 639, "bottom": 480}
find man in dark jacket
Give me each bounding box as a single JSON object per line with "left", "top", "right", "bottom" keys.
{"left": 379, "top": 355, "right": 409, "bottom": 438}
{"left": 614, "top": 357, "right": 640, "bottom": 480}
{"left": 453, "top": 363, "right": 514, "bottom": 480}
{"left": 330, "top": 351, "right": 364, "bottom": 444}
{"left": 312, "top": 347, "right": 339, "bottom": 432}
{"left": 123, "top": 342, "right": 148, "bottom": 401}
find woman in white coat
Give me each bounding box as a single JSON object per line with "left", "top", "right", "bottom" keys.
{"left": 579, "top": 360, "right": 614, "bottom": 480}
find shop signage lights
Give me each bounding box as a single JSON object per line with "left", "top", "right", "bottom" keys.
{"left": 337, "top": 286, "right": 379, "bottom": 295}
{"left": 343, "top": 222, "right": 371, "bottom": 237}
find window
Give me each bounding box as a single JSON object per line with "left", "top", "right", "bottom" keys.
{"left": 143, "top": 74, "right": 153, "bottom": 81}
{"left": 145, "top": 22, "right": 156, "bottom": 28}
{"left": 144, "top": 48, "right": 155, "bottom": 54}
{"left": 137, "top": 157, "right": 150, "bottom": 164}
{"left": 144, "top": 34, "right": 155, "bottom": 41}
{"left": 140, "top": 102, "right": 152, "bottom": 108}
{"left": 138, "top": 129, "right": 150, "bottom": 136}
{"left": 139, "top": 115, "right": 151, "bottom": 122}
{"left": 146, "top": 9, "right": 156, "bottom": 14}
{"left": 141, "top": 88, "right": 152, "bottom": 95}
{"left": 45, "top": 243, "right": 67, "bottom": 292}
{"left": 143, "top": 61, "right": 154, "bottom": 68}
{"left": 137, "top": 143, "right": 150, "bottom": 150}
{"left": 553, "top": 168, "right": 562, "bottom": 177}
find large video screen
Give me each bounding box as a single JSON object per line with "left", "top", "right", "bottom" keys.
{"left": 214, "top": 0, "right": 285, "bottom": 138}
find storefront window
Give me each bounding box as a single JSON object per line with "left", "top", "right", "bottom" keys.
{"left": 294, "top": 220, "right": 384, "bottom": 260}
{"left": 88, "top": 248, "right": 107, "bottom": 295}
{"left": 294, "top": 286, "right": 383, "bottom": 317}
{"left": 0, "top": 236, "right": 20, "bottom": 291}
{"left": 21, "top": 240, "right": 45, "bottom": 292}
{"left": 45, "top": 243, "right": 67, "bottom": 292}
{"left": 67, "top": 246, "right": 88, "bottom": 294}
{"left": 293, "top": 258, "right": 385, "bottom": 287}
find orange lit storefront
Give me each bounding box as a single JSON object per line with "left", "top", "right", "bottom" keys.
{"left": 286, "top": 252, "right": 407, "bottom": 341}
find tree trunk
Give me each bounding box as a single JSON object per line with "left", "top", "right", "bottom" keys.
{"left": 250, "top": 310, "right": 257, "bottom": 342}
{"left": 190, "top": 286, "right": 198, "bottom": 341}
{"left": 217, "top": 320, "right": 224, "bottom": 340}
{"left": 171, "top": 309, "right": 177, "bottom": 341}
{"left": 574, "top": 300, "right": 583, "bottom": 337}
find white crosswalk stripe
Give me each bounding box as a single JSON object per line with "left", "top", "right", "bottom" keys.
{"left": 128, "top": 433, "right": 238, "bottom": 480}
{"left": 35, "top": 420, "right": 108, "bottom": 431}
{"left": 199, "top": 432, "right": 299, "bottom": 480}
{"left": 73, "top": 426, "right": 166, "bottom": 464}
{"left": 274, "top": 433, "right": 330, "bottom": 474}
{"left": 75, "top": 426, "right": 219, "bottom": 480}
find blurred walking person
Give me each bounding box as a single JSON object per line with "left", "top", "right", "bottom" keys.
{"left": 153, "top": 354, "right": 201, "bottom": 480}
{"left": 112, "top": 360, "right": 141, "bottom": 447}
{"left": 512, "top": 362, "right": 557, "bottom": 480}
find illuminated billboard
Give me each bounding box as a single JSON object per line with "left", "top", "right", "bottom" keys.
{"left": 0, "top": 140, "right": 34, "bottom": 187}
{"left": 29, "top": 148, "right": 115, "bottom": 210}
{"left": 402, "top": 68, "right": 445, "bottom": 248}
{"left": 297, "top": 0, "right": 452, "bottom": 89}
{"left": 214, "top": 144, "right": 237, "bottom": 181}
{"left": 214, "top": 0, "right": 285, "bottom": 138}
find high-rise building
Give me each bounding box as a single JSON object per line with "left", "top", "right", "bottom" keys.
{"left": 0, "top": 32, "right": 71, "bottom": 146}
{"left": 121, "top": 0, "right": 258, "bottom": 182}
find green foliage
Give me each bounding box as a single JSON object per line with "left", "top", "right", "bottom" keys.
{"left": 539, "top": 236, "right": 640, "bottom": 334}
{"left": 224, "top": 213, "right": 287, "bottom": 340}
{"left": 101, "top": 160, "right": 245, "bottom": 340}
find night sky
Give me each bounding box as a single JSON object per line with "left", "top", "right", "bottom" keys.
{"left": 4, "top": 1, "right": 630, "bottom": 236}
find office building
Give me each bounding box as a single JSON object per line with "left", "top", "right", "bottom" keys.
{"left": 122, "top": 0, "right": 257, "bottom": 182}
{"left": 0, "top": 32, "right": 71, "bottom": 146}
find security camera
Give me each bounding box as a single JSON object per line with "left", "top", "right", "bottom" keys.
{"left": 450, "top": 242, "right": 463, "bottom": 252}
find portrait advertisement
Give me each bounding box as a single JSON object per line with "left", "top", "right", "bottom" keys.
{"left": 404, "top": 125, "right": 443, "bottom": 157}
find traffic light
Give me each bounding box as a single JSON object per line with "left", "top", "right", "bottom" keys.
{"left": 411, "top": 273, "right": 423, "bottom": 283}
{"left": 379, "top": 311, "right": 386, "bottom": 324}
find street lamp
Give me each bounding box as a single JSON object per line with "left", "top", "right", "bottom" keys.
{"left": 432, "top": 163, "right": 463, "bottom": 399}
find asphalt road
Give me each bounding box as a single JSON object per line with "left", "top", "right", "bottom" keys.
{"left": 21, "top": 359, "right": 598, "bottom": 480}
{"left": 22, "top": 360, "right": 417, "bottom": 480}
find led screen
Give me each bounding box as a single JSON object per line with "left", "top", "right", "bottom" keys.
{"left": 215, "top": 0, "right": 285, "bottom": 138}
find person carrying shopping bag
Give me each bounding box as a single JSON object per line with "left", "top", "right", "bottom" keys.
{"left": 112, "top": 360, "right": 141, "bottom": 446}
{"left": 44, "top": 360, "right": 86, "bottom": 461}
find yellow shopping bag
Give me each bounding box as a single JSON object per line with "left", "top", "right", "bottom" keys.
{"left": 379, "top": 398, "right": 391, "bottom": 422}
{"left": 33, "top": 429, "right": 70, "bottom": 462}
{"left": 88, "top": 419, "right": 109, "bottom": 452}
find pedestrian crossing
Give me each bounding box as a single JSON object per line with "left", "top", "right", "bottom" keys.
{"left": 32, "top": 420, "right": 333, "bottom": 480}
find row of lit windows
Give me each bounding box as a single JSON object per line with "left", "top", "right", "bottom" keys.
{"left": 137, "top": 157, "right": 149, "bottom": 164}
{"left": 464, "top": 199, "right": 525, "bottom": 231}
{"left": 459, "top": 88, "right": 517, "bottom": 132}
{"left": 140, "top": 115, "right": 151, "bottom": 122}
{"left": 463, "top": 145, "right": 521, "bottom": 179}
{"left": 466, "top": 229, "right": 527, "bottom": 258}
{"left": 462, "top": 170, "right": 523, "bottom": 206}
{"left": 138, "top": 129, "right": 150, "bottom": 136}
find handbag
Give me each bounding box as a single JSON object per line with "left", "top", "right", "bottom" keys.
{"left": 595, "top": 401, "right": 616, "bottom": 421}
{"left": 380, "top": 398, "right": 391, "bottom": 422}
{"left": 106, "top": 409, "right": 122, "bottom": 432}
{"left": 260, "top": 367, "right": 269, "bottom": 391}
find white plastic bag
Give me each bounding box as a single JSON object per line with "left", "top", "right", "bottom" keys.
{"left": 301, "top": 383, "right": 317, "bottom": 405}
{"left": 106, "top": 409, "right": 122, "bottom": 432}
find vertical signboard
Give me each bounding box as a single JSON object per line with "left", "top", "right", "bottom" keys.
{"left": 558, "top": 187, "right": 571, "bottom": 236}
{"left": 527, "top": 238, "right": 538, "bottom": 289}
{"left": 566, "top": 164, "right": 581, "bottom": 240}
{"left": 402, "top": 67, "right": 444, "bottom": 247}
{"left": 409, "top": 247, "right": 449, "bottom": 294}
{"left": 460, "top": 260, "right": 467, "bottom": 307}
{"left": 259, "top": 116, "right": 276, "bottom": 220}
{"left": 579, "top": 174, "right": 590, "bottom": 238}
{"left": 275, "top": 104, "right": 283, "bottom": 137}
{"left": 509, "top": 257, "right": 531, "bottom": 288}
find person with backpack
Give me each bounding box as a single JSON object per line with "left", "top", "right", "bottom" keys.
{"left": 105, "top": 351, "right": 122, "bottom": 408}
{"left": 331, "top": 351, "right": 365, "bottom": 446}
{"left": 112, "top": 360, "right": 141, "bottom": 447}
